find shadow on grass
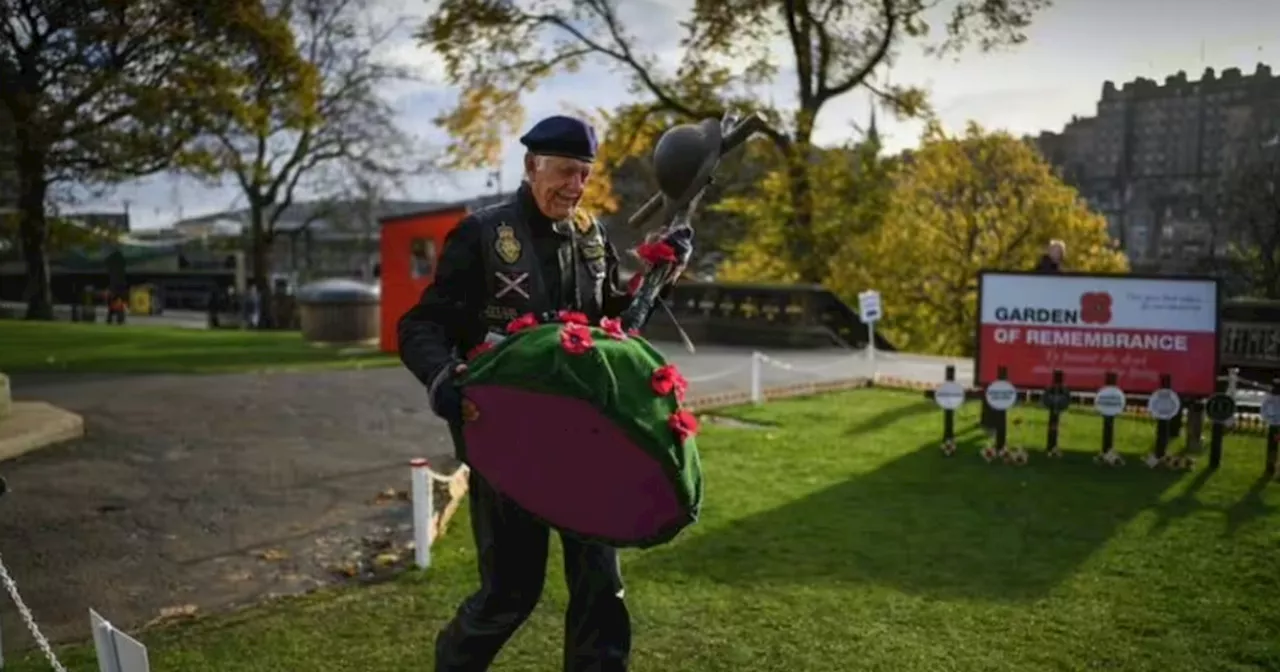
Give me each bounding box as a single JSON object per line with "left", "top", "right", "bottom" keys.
{"left": 1144, "top": 467, "right": 1276, "bottom": 539}
{"left": 1145, "top": 468, "right": 1214, "bottom": 538}
{"left": 1224, "top": 474, "right": 1277, "bottom": 537}
{"left": 841, "top": 397, "right": 938, "bottom": 438}
{"left": 633, "top": 434, "right": 1185, "bottom": 603}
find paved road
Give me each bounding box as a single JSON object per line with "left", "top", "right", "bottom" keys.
{"left": 0, "top": 343, "right": 959, "bottom": 647}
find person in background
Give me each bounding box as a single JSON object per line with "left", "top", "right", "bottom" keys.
{"left": 244, "top": 284, "right": 261, "bottom": 329}
{"left": 105, "top": 290, "right": 127, "bottom": 325}
{"left": 1035, "top": 239, "right": 1066, "bottom": 273}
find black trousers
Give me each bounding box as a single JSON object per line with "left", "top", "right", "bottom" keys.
{"left": 434, "top": 473, "right": 631, "bottom": 672}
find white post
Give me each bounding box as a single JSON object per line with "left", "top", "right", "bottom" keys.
{"left": 750, "top": 351, "right": 763, "bottom": 404}
{"left": 90, "top": 609, "right": 149, "bottom": 671}
{"left": 867, "top": 322, "right": 877, "bottom": 366}
{"left": 410, "top": 458, "right": 432, "bottom": 569}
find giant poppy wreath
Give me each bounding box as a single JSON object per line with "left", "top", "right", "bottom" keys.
{"left": 454, "top": 310, "right": 703, "bottom": 548}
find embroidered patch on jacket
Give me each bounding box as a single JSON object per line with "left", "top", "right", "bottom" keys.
{"left": 495, "top": 223, "right": 522, "bottom": 264}
{"left": 483, "top": 305, "right": 519, "bottom": 321}
{"left": 494, "top": 271, "right": 530, "bottom": 299}
{"left": 580, "top": 239, "right": 607, "bottom": 260}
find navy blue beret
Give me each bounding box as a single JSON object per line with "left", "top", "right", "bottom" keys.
{"left": 518, "top": 115, "right": 598, "bottom": 162}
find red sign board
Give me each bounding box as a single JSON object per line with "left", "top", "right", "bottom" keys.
{"left": 976, "top": 272, "right": 1221, "bottom": 396}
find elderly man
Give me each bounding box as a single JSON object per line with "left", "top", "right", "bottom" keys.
{"left": 397, "top": 115, "right": 691, "bottom": 672}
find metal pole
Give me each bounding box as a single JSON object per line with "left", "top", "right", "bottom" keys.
{"left": 410, "top": 459, "right": 432, "bottom": 569}
{"left": 867, "top": 322, "right": 877, "bottom": 368}
{"left": 750, "top": 352, "right": 763, "bottom": 404}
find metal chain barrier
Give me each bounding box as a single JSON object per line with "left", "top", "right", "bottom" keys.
{"left": 0, "top": 551, "right": 68, "bottom": 672}
{"left": 684, "top": 361, "right": 753, "bottom": 383}
{"left": 754, "top": 352, "right": 855, "bottom": 376}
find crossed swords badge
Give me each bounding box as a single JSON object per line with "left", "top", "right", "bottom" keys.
{"left": 495, "top": 271, "right": 529, "bottom": 299}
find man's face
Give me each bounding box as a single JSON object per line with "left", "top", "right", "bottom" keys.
{"left": 527, "top": 154, "right": 593, "bottom": 220}
{"left": 1048, "top": 244, "right": 1064, "bottom": 263}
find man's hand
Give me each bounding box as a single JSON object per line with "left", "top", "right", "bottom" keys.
{"left": 461, "top": 399, "right": 479, "bottom": 423}
{"left": 644, "top": 227, "right": 694, "bottom": 283}
{"left": 430, "top": 362, "right": 480, "bottom": 425}
{"left": 452, "top": 363, "right": 481, "bottom": 423}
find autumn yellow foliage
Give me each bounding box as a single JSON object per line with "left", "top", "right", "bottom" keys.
{"left": 716, "top": 140, "right": 891, "bottom": 284}
{"left": 827, "top": 122, "right": 1129, "bottom": 356}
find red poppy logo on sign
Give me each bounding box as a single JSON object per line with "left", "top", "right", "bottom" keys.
{"left": 1080, "top": 292, "right": 1113, "bottom": 325}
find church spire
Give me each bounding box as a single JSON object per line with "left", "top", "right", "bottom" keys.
{"left": 865, "top": 99, "right": 881, "bottom": 152}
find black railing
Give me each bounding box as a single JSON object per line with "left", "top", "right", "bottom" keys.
{"left": 644, "top": 281, "right": 896, "bottom": 350}
{"left": 1220, "top": 298, "right": 1280, "bottom": 381}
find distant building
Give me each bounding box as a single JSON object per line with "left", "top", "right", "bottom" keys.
{"left": 171, "top": 198, "right": 481, "bottom": 282}
{"left": 63, "top": 211, "right": 131, "bottom": 233}
{"left": 1032, "top": 63, "right": 1280, "bottom": 273}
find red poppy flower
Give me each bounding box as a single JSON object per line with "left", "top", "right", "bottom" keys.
{"left": 559, "top": 323, "right": 595, "bottom": 355}
{"left": 557, "top": 310, "right": 589, "bottom": 325}
{"left": 634, "top": 241, "right": 678, "bottom": 265}
{"left": 1079, "top": 292, "right": 1113, "bottom": 324}
{"left": 599, "top": 317, "right": 627, "bottom": 340}
{"left": 506, "top": 313, "right": 539, "bottom": 334}
{"left": 626, "top": 273, "right": 644, "bottom": 296}
{"left": 650, "top": 364, "right": 688, "bottom": 402}
{"left": 668, "top": 409, "right": 699, "bottom": 442}
{"left": 465, "top": 342, "right": 494, "bottom": 360}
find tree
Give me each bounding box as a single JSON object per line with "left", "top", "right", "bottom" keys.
{"left": 0, "top": 211, "right": 119, "bottom": 258}
{"left": 419, "top": 0, "right": 1050, "bottom": 282}
{"left": 187, "top": 0, "right": 423, "bottom": 326}
{"left": 575, "top": 102, "right": 784, "bottom": 266}
{"left": 1218, "top": 126, "right": 1280, "bottom": 299}
{"left": 717, "top": 129, "right": 893, "bottom": 282}
{"left": 827, "top": 122, "right": 1128, "bottom": 356}
{"left": 0, "top": 0, "right": 299, "bottom": 319}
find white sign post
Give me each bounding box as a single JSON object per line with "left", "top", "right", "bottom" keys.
{"left": 90, "top": 609, "right": 150, "bottom": 672}
{"left": 858, "top": 290, "right": 882, "bottom": 366}
{"left": 1262, "top": 393, "right": 1280, "bottom": 427}
{"left": 1146, "top": 388, "right": 1181, "bottom": 421}
{"left": 1263, "top": 393, "right": 1280, "bottom": 476}
{"left": 984, "top": 380, "right": 1018, "bottom": 411}
{"left": 934, "top": 381, "right": 966, "bottom": 411}
{"left": 1094, "top": 385, "right": 1127, "bottom": 417}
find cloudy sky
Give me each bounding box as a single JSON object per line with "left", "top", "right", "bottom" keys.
{"left": 84, "top": 0, "right": 1280, "bottom": 230}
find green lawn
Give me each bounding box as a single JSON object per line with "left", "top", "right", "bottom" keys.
{"left": 0, "top": 320, "right": 397, "bottom": 374}
{"left": 8, "top": 389, "right": 1280, "bottom": 671}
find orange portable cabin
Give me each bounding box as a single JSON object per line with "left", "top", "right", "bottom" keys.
{"left": 379, "top": 204, "right": 470, "bottom": 354}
